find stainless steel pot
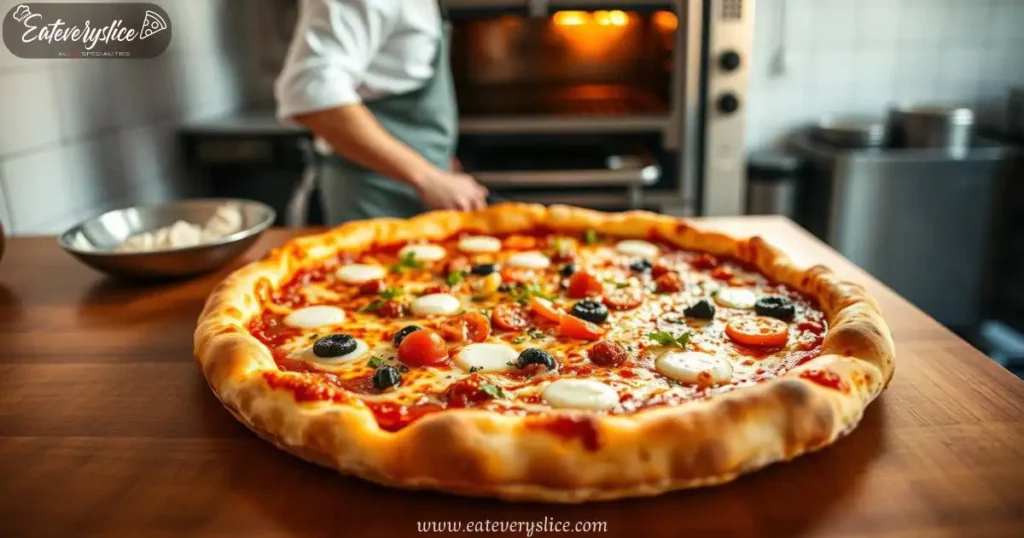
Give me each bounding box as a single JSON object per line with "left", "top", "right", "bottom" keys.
{"left": 890, "top": 104, "right": 974, "bottom": 153}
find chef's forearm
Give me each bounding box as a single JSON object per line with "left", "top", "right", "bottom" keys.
{"left": 294, "top": 104, "right": 437, "bottom": 189}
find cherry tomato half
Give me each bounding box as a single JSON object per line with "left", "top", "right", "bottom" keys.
{"left": 725, "top": 316, "right": 789, "bottom": 348}
{"left": 567, "top": 270, "right": 604, "bottom": 299}
{"left": 397, "top": 329, "right": 449, "bottom": 366}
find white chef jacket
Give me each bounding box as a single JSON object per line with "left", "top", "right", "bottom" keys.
{"left": 275, "top": 0, "right": 442, "bottom": 120}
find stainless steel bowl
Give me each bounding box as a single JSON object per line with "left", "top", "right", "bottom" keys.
{"left": 58, "top": 198, "right": 275, "bottom": 279}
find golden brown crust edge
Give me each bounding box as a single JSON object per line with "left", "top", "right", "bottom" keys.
{"left": 193, "top": 203, "right": 895, "bottom": 503}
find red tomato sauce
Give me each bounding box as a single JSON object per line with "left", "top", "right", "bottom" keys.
{"left": 366, "top": 400, "right": 445, "bottom": 432}
{"left": 262, "top": 372, "right": 350, "bottom": 404}
{"left": 249, "top": 312, "right": 300, "bottom": 353}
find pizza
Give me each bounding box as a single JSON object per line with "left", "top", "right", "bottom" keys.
{"left": 194, "top": 204, "right": 894, "bottom": 502}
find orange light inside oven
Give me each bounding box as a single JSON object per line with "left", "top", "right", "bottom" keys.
{"left": 653, "top": 11, "right": 678, "bottom": 31}
{"left": 553, "top": 11, "right": 588, "bottom": 26}
{"left": 594, "top": 10, "right": 629, "bottom": 27}
{"left": 553, "top": 10, "right": 631, "bottom": 28}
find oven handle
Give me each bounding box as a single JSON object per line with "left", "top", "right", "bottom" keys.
{"left": 469, "top": 154, "right": 661, "bottom": 188}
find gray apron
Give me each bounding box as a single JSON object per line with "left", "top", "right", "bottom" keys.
{"left": 317, "top": 17, "right": 456, "bottom": 224}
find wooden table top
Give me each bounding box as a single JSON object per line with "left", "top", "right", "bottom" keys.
{"left": 1, "top": 218, "right": 1023, "bottom": 538}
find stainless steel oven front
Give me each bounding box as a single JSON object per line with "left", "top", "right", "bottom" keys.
{"left": 445, "top": 0, "right": 754, "bottom": 215}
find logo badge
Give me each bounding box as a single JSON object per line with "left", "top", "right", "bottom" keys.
{"left": 3, "top": 3, "right": 171, "bottom": 59}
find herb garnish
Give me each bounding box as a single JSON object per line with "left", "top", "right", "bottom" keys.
{"left": 360, "top": 286, "right": 402, "bottom": 312}
{"left": 526, "top": 327, "right": 545, "bottom": 340}
{"left": 507, "top": 282, "right": 554, "bottom": 305}
{"left": 480, "top": 382, "right": 506, "bottom": 399}
{"left": 445, "top": 270, "right": 466, "bottom": 287}
{"left": 647, "top": 331, "right": 692, "bottom": 348}
{"left": 390, "top": 251, "right": 423, "bottom": 274}
{"left": 468, "top": 366, "right": 483, "bottom": 373}
{"left": 366, "top": 356, "right": 384, "bottom": 368}
{"left": 583, "top": 229, "right": 599, "bottom": 245}
{"left": 512, "top": 336, "right": 526, "bottom": 344}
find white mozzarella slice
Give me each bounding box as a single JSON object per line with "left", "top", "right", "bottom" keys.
{"left": 543, "top": 379, "right": 619, "bottom": 410}
{"left": 454, "top": 343, "right": 518, "bottom": 372}
{"left": 410, "top": 293, "right": 461, "bottom": 316}
{"left": 302, "top": 337, "right": 370, "bottom": 364}
{"left": 335, "top": 264, "right": 386, "bottom": 284}
{"left": 284, "top": 305, "right": 346, "bottom": 329}
{"left": 714, "top": 288, "right": 757, "bottom": 309}
{"left": 399, "top": 243, "right": 447, "bottom": 262}
{"left": 655, "top": 350, "right": 733, "bottom": 385}
{"left": 505, "top": 251, "right": 551, "bottom": 269}
{"left": 457, "top": 235, "right": 502, "bottom": 253}
{"left": 615, "top": 239, "right": 660, "bottom": 259}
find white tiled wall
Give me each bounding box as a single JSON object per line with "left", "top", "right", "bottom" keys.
{"left": 0, "top": 0, "right": 248, "bottom": 234}
{"left": 747, "top": 0, "right": 1024, "bottom": 150}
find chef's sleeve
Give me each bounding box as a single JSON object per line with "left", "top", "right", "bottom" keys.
{"left": 275, "top": 0, "right": 392, "bottom": 119}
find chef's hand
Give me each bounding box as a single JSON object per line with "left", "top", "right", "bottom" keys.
{"left": 415, "top": 170, "right": 489, "bottom": 211}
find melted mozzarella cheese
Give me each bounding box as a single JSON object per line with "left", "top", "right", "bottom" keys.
{"left": 399, "top": 244, "right": 446, "bottom": 262}
{"left": 505, "top": 251, "right": 551, "bottom": 269}
{"left": 457, "top": 236, "right": 502, "bottom": 253}
{"left": 454, "top": 343, "right": 518, "bottom": 372}
{"left": 295, "top": 337, "right": 370, "bottom": 364}
{"left": 715, "top": 288, "right": 757, "bottom": 309}
{"left": 655, "top": 350, "right": 733, "bottom": 385}
{"left": 615, "top": 239, "right": 660, "bottom": 259}
{"left": 335, "top": 264, "right": 386, "bottom": 284}
{"left": 283, "top": 306, "right": 346, "bottom": 328}
{"left": 410, "top": 293, "right": 461, "bottom": 316}
{"left": 543, "top": 379, "right": 619, "bottom": 410}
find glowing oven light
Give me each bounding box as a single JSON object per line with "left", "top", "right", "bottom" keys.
{"left": 553, "top": 11, "right": 587, "bottom": 26}
{"left": 553, "top": 10, "right": 630, "bottom": 27}
{"left": 594, "top": 10, "right": 628, "bottom": 26}
{"left": 653, "top": 11, "right": 678, "bottom": 31}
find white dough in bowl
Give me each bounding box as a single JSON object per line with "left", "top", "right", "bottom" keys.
{"left": 114, "top": 204, "right": 246, "bottom": 253}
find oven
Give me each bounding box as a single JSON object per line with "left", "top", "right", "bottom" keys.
{"left": 445, "top": 0, "right": 754, "bottom": 215}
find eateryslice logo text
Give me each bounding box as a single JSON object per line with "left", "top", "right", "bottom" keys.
{"left": 12, "top": 4, "right": 166, "bottom": 50}
{"left": 4, "top": 3, "right": 170, "bottom": 59}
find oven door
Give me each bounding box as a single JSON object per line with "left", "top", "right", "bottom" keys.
{"left": 447, "top": 0, "right": 694, "bottom": 212}
{"left": 448, "top": 1, "right": 683, "bottom": 142}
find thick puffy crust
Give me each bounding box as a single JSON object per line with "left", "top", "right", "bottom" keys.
{"left": 194, "top": 204, "right": 895, "bottom": 502}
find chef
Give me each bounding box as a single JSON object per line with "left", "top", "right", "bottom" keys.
{"left": 275, "top": 0, "right": 488, "bottom": 224}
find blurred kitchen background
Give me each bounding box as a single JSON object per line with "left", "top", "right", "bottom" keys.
{"left": 0, "top": 0, "right": 1022, "bottom": 371}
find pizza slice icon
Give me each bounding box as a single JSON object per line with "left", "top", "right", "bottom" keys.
{"left": 139, "top": 10, "right": 167, "bottom": 40}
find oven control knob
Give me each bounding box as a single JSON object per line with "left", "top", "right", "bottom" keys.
{"left": 719, "top": 51, "right": 742, "bottom": 71}
{"left": 717, "top": 93, "right": 740, "bottom": 114}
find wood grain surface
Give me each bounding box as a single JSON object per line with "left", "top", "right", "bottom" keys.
{"left": 1, "top": 217, "right": 1022, "bottom": 538}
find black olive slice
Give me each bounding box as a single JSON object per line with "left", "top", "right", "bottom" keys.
{"left": 570, "top": 299, "right": 609, "bottom": 324}
{"left": 312, "top": 334, "right": 358, "bottom": 358}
